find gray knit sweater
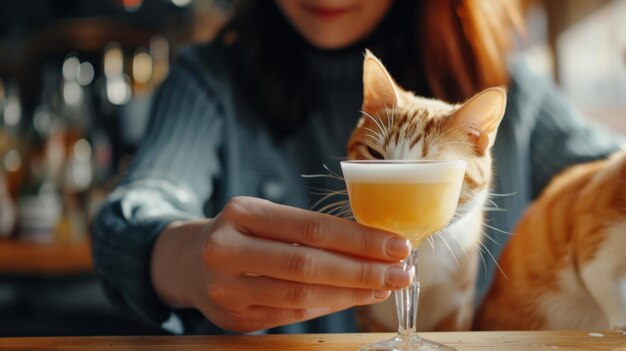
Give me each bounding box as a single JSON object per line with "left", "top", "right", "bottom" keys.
{"left": 92, "top": 42, "right": 623, "bottom": 334}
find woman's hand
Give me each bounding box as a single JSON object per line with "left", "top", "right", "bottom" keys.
{"left": 151, "top": 196, "right": 411, "bottom": 332}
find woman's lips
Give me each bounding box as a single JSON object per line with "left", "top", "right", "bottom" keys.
{"left": 303, "top": 5, "right": 354, "bottom": 20}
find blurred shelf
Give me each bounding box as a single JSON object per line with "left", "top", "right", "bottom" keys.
{"left": 0, "top": 238, "right": 93, "bottom": 276}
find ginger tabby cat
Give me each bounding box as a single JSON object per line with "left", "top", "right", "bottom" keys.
{"left": 346, "top": 51, "right": 625, "bottom": 332}
{"left": 476, "top": 151, "right": 626, "bottom": 330}
{"left": 346, "top": 51, "right": 506, "bottom": 331}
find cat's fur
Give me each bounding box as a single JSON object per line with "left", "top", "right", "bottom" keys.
{"left": 475, "top": 151, "right": 626, "bottom": 330}
{"left": 346, "top": 51, "right": 507, "bottom": 331}
{"left": 348, "top": 51, "right": 626, "bottom": 332}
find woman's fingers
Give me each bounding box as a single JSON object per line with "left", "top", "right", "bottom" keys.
{"left": 196, "top": 197, "right": 413, "bottom": 333}
{"left": 220, "top": 196, "right": 411, "bottom": 262}
{"left": 240, "top": 275, "right": 391, "bottom": 309}
{"left": 234, "top": 235, "right": 411, "bottom": 290}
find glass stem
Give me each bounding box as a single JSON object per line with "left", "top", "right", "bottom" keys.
{"left": 395, "top": 248, "right": 419, "bottom": 338}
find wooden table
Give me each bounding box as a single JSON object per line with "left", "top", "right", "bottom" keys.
{"left": 2, "top": 331, "right": 625, "bottom": 350}
{"left": 0, "top": 239, "right": 92, "bottom": 276}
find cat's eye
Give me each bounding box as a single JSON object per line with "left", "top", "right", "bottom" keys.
{"left": 366, "top": 146, "right": 385, "bottom": 160}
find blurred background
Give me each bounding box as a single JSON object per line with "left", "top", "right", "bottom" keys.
{"left": 0, "top": 0, "right": 624, "bottom": 337}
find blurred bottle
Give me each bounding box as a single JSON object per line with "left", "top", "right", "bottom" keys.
{"left": 1, "top": 81, "right": 25, "bottom": 201}
{"left": 56, "top": 55, "right": 97, "bottom": 243}
{"left": 17, "top": 69, "right": 63, "bottom": 243}
{"left": 17, "top": 146, "right": 63, "bottom": 243}
{"left": 0, "top": 78, "right": 17, "bottom": 238}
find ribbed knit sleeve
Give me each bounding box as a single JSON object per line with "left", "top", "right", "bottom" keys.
{"left": 91, "top": 51, "right": 224, "bottom": 331}
{"left": 524, "top": 68, "right": 624, "bottom": 196}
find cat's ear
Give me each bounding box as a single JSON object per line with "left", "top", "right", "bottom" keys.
{"left": 362, "top": 49, "right": 403, "bottom": 116}
{"left": 449, "top": 86, "right": 507, "bottom": 156}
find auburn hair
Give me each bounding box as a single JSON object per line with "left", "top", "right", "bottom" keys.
{"left": 421, "top": 0, "right": 523, "bottom": 101}
{"left": 217, "top": 0, "right": 522, "bottom": 137}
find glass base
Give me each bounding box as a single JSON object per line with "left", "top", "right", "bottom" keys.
{"left": 359, "top": 334, "right": 456, "bottom": 351}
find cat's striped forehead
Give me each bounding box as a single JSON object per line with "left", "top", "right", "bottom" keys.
{"left": 359, "top": 96, "right": 462, "bottom": 160}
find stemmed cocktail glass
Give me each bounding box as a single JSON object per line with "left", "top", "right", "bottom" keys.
{"left": 341, "top": 160, "right": 467, "bottom": 351}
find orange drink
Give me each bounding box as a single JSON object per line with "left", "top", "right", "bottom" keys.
{"left": 341, "top": 160, "right": 466, "bottom": 244}
{"left": 346, "top": 181, "right": 462, "bottom": 245}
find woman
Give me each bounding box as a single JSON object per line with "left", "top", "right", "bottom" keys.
{"left": 92, "top": 0, "right": 622, "bottom": 334}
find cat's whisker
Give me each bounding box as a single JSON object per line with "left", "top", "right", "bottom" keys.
{"left": 301, "top": 164, "right": 344, "bottom": 182}
{"left": 466, "top": 188, "right": 514, "bottom": 205}
{"left": 477, "top": 240, "right": 508, "bottom": 279}
{"left": 311, "top": 191, "right": 349, "bottom": 211}
{"left": 474, "top": 242, "right": 489, "bottom": 276}
{"left": 309, "top": 189, "right": 347, "bottom": 196}
{"left": 307, "top": 185, "right": 347, "bottom": 193}
{"left": 427, "top": 236, "right": 435, "bottom": 251}
{"left": 449, "top": 231, "right": 470, "bottom": 261}
{"left": 382, "top": 104, "right": 396, "bottom": 135}
{"left": 465, "top": 188, "right": 499, "bottom": 209}
{"left": 480, "top": 230, "right": 501, "bottom": 246}
{"left": 360, "top": 110, "right": 388, "bottom": 137}
{"left": 336, "top": 208, "right": 354, "bottom": 220}
{"left": 437, "top": 232, "right": 460, "bottom": 267}
{"left": 486, "top": 198, "right": 500, "bottom": 209}
{"left": 381, "top": 104, "right": 391, "bottom": 135}
{"left": 487, "top": 192, "right": 517, "bottom": 197}
{"left": 309, "top": 187, "right": 347, "bottom": 197}
{"left": 330, "top": 207, "right": 353, "bottom": 218}
{"left": 322, "top": 201, "right": 350, "bottom": 213}
{"left": 374, "top": 112, "right": 390, "bottom": 139}
{"left": 301, "top": 174, "right": 342, "bottom": 180}
{"left": 365, "top": 134, "right": 382, "bottom": 144}
{"left": 317, "top": 204, "right": 349, "bottom": 216}
{"left": 365, "top": 135, "right": 380, "bottom": 145}
{"left": 483, "top": 207, "right": 507, "bottom": 212}
{"left": 317, "top": 200, "right": 350, "bottom": 214}
{"left": 483, "top": 223, "right": 515, "bottom": 236}
{"left": 364, "top": 127, "right": 384, "bottom": 142}
{"left": 323, "top": 164, "right": 344, "bottom": 179}
{"left": 325, "top": 207, "right": 352, "bottom": 220}
{"left": 448, "top": 211, "right": 467, "bottom": 224}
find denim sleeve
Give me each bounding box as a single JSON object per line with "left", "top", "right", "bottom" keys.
{"left": 91, "top": 58, "right": 224, "bottom": 332}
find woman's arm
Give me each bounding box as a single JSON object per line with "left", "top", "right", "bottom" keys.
{"left": 91, "top": 55, "right": 224, "bottom": 330}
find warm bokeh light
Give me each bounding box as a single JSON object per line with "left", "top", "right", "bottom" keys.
{"left": 4, "top": 150, "right": 21, "bottom": 173}
{"left": 132, "top": 50, "right": 152, "bottom": 85}
{"left": 104, "top": 43, "right": 124, "bottom": 79}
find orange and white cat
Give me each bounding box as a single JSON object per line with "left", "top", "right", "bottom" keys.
{"left": 348, "top": 51, "right": 626, "bottom": 332}
{"left": 346, "top": 51, "right": 507, "bottom": 331}
{"left": 476, "top": 151, "right": 626, "bottom": 330}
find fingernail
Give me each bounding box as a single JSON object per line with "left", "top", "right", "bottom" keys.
{"left": 386, "top": 238, "right": 411, "bottom": 259}
{"left": 385, "top": 266, "right": 411, "bottom": 289}
{"left": 374, "top": 290, "right": 390, "bottom": 300}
